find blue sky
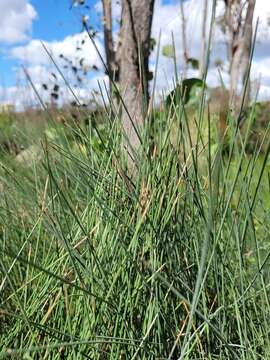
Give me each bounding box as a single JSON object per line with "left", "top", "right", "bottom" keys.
{"left": 30, "top": 0, "right": 105, "bottom": 40}
{"left": 1, "top": 0, "right": 270, "bottom": 108}
{"left": 31, "top": 0, "right": 81, "bottom": 40}
{"left": 0, "top": 0, "right": 172, "bottom": 86}
{"left": 0, "top": 0, "right": 100, "bottom": 87}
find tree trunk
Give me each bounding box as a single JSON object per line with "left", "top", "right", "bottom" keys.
{"left": 199, "top": 0, "right": 208, "bottom": 78}
{"left": 180, "top": 0, "right": 188, "bottom": 78}
{"left": 102, "top": 0, "right": 117, "bottom": 91}
{"left": 119, "top": 0, "right": 155, "bottom": 154}
{"left": 241, "top": 0, "right": 255, "bottom": 105}
{"left": 224, "top": 0, "right": 256, "bottom": 113}
{"left": 224, "top": 0, "right": 241, "bottom": 107}
{"left": 230, "top": 41, "right": 242, "bottom": 106}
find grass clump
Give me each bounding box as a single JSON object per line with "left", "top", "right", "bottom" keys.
{"left": 0, "top": 88, "right": 270, "bottom": 360}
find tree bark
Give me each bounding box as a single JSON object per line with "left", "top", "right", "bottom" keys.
{"left": 180, "top": 0, "right": 188, "bottom": 78}
{"left": 224, "top": 0, "right": 241, "bottom": 106}
{"left": 224, "top": 0, "right": 256, "bottom": 112}
{"left": 102, "top": 0, "right": 117, "bottom": 90}
{"left": 118, "top": 0, "right": 155, "bottom": 154}
{"left": 241, "top": 0, "right": 255, "bottom": 105}
{"left": 199, "top": 0, "right": 208, "bottom": 78}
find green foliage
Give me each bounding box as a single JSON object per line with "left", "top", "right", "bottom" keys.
{"left": 166, "top": 77, "right": 205, "bottom": 109}
{"left": 187, "top": 57, "right": 199, "bottom": 69}
{"left": 161, "top": 44, "right": 199, "bottom": 70}
{"left": 0, "top": 112, "right": 12, "bottom": 131}
{"left": 0, "top": 93, "right": 270, "bottom": 359}
{"left": 149, "top": 37, "right": 156, "bottom": 52}
{"left": 244, "top": 101, "right": 270, "bottom": 154}
{"left": 162, "top": 44, "right": 174, "bottom": 58}
{"left": 1, "top": 4, "right": 268, "bottom": 356}
{"left": 0, "top": 112, "right": 14, "bottom": 144}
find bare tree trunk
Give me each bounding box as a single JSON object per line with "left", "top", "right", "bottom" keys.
{"left": 224, "top": 0, "right": 256, "bottom": 113}
{"left": 230, "top": 42, "right": 242, "bottom": 105}
{"left": 119, "top": 0, "right": 155, "bottom": 154}
{"left": 180, "top": 0, "right": 188, "bottom": 78}
{"left": 224, "top": 0, "right": 241, "bottom": 107}
{"left": 102, "top": 0, "right": 117, "bottom": 91}
{"left": 199, "top": 0, "right": 208, "bottom": 78}
{"left": 241, "top": 0, "right": 255, "bottom": 105}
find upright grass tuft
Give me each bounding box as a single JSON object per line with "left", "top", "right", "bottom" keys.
{"left": 1, "top": 13, "right": 270, "bottom": 359}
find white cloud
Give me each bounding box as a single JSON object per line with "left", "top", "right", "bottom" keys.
{"left": 2, "top": 0, "right": 270, "bottom": 110}
{"left": 11, "top": 32, "right": 104, "bottom": 69}
{"left": 0, "top": 72, "right": 109, "bottom": 111}
{"left": 0, "top": 84, "right": 35, "bottom": 110}
{"left": 150, "top": 0, "right": 270, "bottom": 100}
{"left": 5, "top": 32, "right": 107, "bottom": 109}
{"left": 0, "top": 0, "right": 37, "bottom": 44}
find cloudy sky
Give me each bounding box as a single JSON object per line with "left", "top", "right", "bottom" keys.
{"left": 0, "top": 0, "right": 270, "bottom": 109}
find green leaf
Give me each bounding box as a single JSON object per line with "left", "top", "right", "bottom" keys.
{"left": 166, "top": 78, "right": 205, "bottom": 108}
{"left": 162, "top": 44, "right": 174, "bottom": 58}
{"left": 149, "top": 38, "right": 156, "bottom": 52}
{"left": 187, "top": 58, "right": 199, "bottom": 70}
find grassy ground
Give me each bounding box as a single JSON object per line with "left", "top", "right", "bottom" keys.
{"left": 0, "top": 94, "right": 270, "bottom": 359}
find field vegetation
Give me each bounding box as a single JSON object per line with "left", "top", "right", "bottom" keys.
{"left": 0, "top": 80, "right": 270, "bottom": 359}
{"left": 0, "top": 0, "right": 270, "bottom": 358}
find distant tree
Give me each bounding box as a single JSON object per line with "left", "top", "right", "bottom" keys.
{"left": 223, "top": 0, "right": 256, "bottom": 110}
{"left": 180, "top": 0, "right": 189, "bottom": 77}
{"left": 101, "top": 0, "right": 118, "bottom": 90}
{"left": 199, "top": 0, "right": 208, "bottom": 78}
{"left": 163, "top": 2, "right": 200, "bottom": 78}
